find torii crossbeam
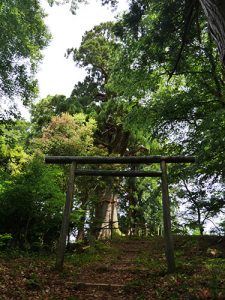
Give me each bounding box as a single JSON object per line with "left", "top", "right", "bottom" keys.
{"left": 45, "top": 155, "right": 195, "bottom": 273}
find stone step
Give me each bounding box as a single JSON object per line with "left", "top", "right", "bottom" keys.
{"left": 113, "top": 260, "right": 137, "bottom": 264}
{"left": 119, "top": 248, "right": 146, "bottom": 252}
{"left": 92, "top": 264, "right": 149, "bottom": 272}
{"left": 110, "top": 266, "right": 149, "bottom": 272}
{"left": 74, "top": 282, "right": 125, "bottom": 290}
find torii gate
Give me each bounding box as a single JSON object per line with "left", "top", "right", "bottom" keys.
{"left": 45, "top": 155, "right": 195, "bottom": 273}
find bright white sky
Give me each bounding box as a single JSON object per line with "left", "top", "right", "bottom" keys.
{"left": 36, "top": 0, "right": 128, "bottom": 99}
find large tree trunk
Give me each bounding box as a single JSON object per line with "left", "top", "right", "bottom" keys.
{"left": 95, "top": 186, "right": 120, "bottom": 239}
{"left": 199, "top": 0, "right": 225, "bottom": 66}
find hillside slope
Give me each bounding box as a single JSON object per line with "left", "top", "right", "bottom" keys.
{"left": 0, "top": 236, "right": 225, "bottom": 299}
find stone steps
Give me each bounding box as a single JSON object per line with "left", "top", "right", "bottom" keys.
{"left": 72, "top": 239, "right": 153, "bottom": 299}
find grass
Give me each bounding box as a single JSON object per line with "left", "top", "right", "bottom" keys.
{"left": 131, "top": 236, "right": 225, "bottom": 299}
{"left": 66, "top": 239, "right": 118, "bottom": 267}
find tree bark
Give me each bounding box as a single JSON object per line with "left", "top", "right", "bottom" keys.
{"left": 95, "top": 186, "right": 120, "bottom": 239}
{"left": 199, "top": 0, "right": 225, "bottom": 66}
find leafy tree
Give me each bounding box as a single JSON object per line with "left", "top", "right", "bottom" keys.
{"left": 0, "top": 121, "right": 30, "bottom": 175}
{"left": 32, "top": 111, "right": 107, "bottom": 239}
{"left": 69, "top": 0, "right": 118, "bottom": 14}
{"left": 172, "top": 177, "right": 225, "bottom": 235}
{"left": 0, "top": 157, "right": 65, "bottom": 248}
{"left": 0, "top": 0, "right": 51, "bottom": 104}
{"left": 68, "top": 22, "right": 158, "bottom": 238}
{"left": 118, "top": 175, "right": 163, "bottom": 236}
{"left": 69, "top": 0, "right": 225, "bottom": 67}
{"left": 107, "top": 0, "right": 225, "bottom": 178}
{"left": 69, "top": 22, "right": 151, "bottom": 157}
{"left": 31, "top": 95, "right": 84, "bottom": 135}
{"left": 33, "top": 112, "right": 97, "bottom": 156}
{"left": 101, "top": 1, "right": 225, "bottom": 233}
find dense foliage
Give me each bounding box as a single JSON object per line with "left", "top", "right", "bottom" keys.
{"left": 0, "top": 0, "right": 224, "bottom": 250}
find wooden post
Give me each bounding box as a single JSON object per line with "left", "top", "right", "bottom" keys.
{"left": 55, "top": 162, "right": 76, "bottom": 271}
{"left": 160, "top": 160, "right": 176, "bottom": 273}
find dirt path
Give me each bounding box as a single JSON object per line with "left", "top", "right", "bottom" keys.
{"left": 72, "top": 239, "right": 161, "bottom": 299}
